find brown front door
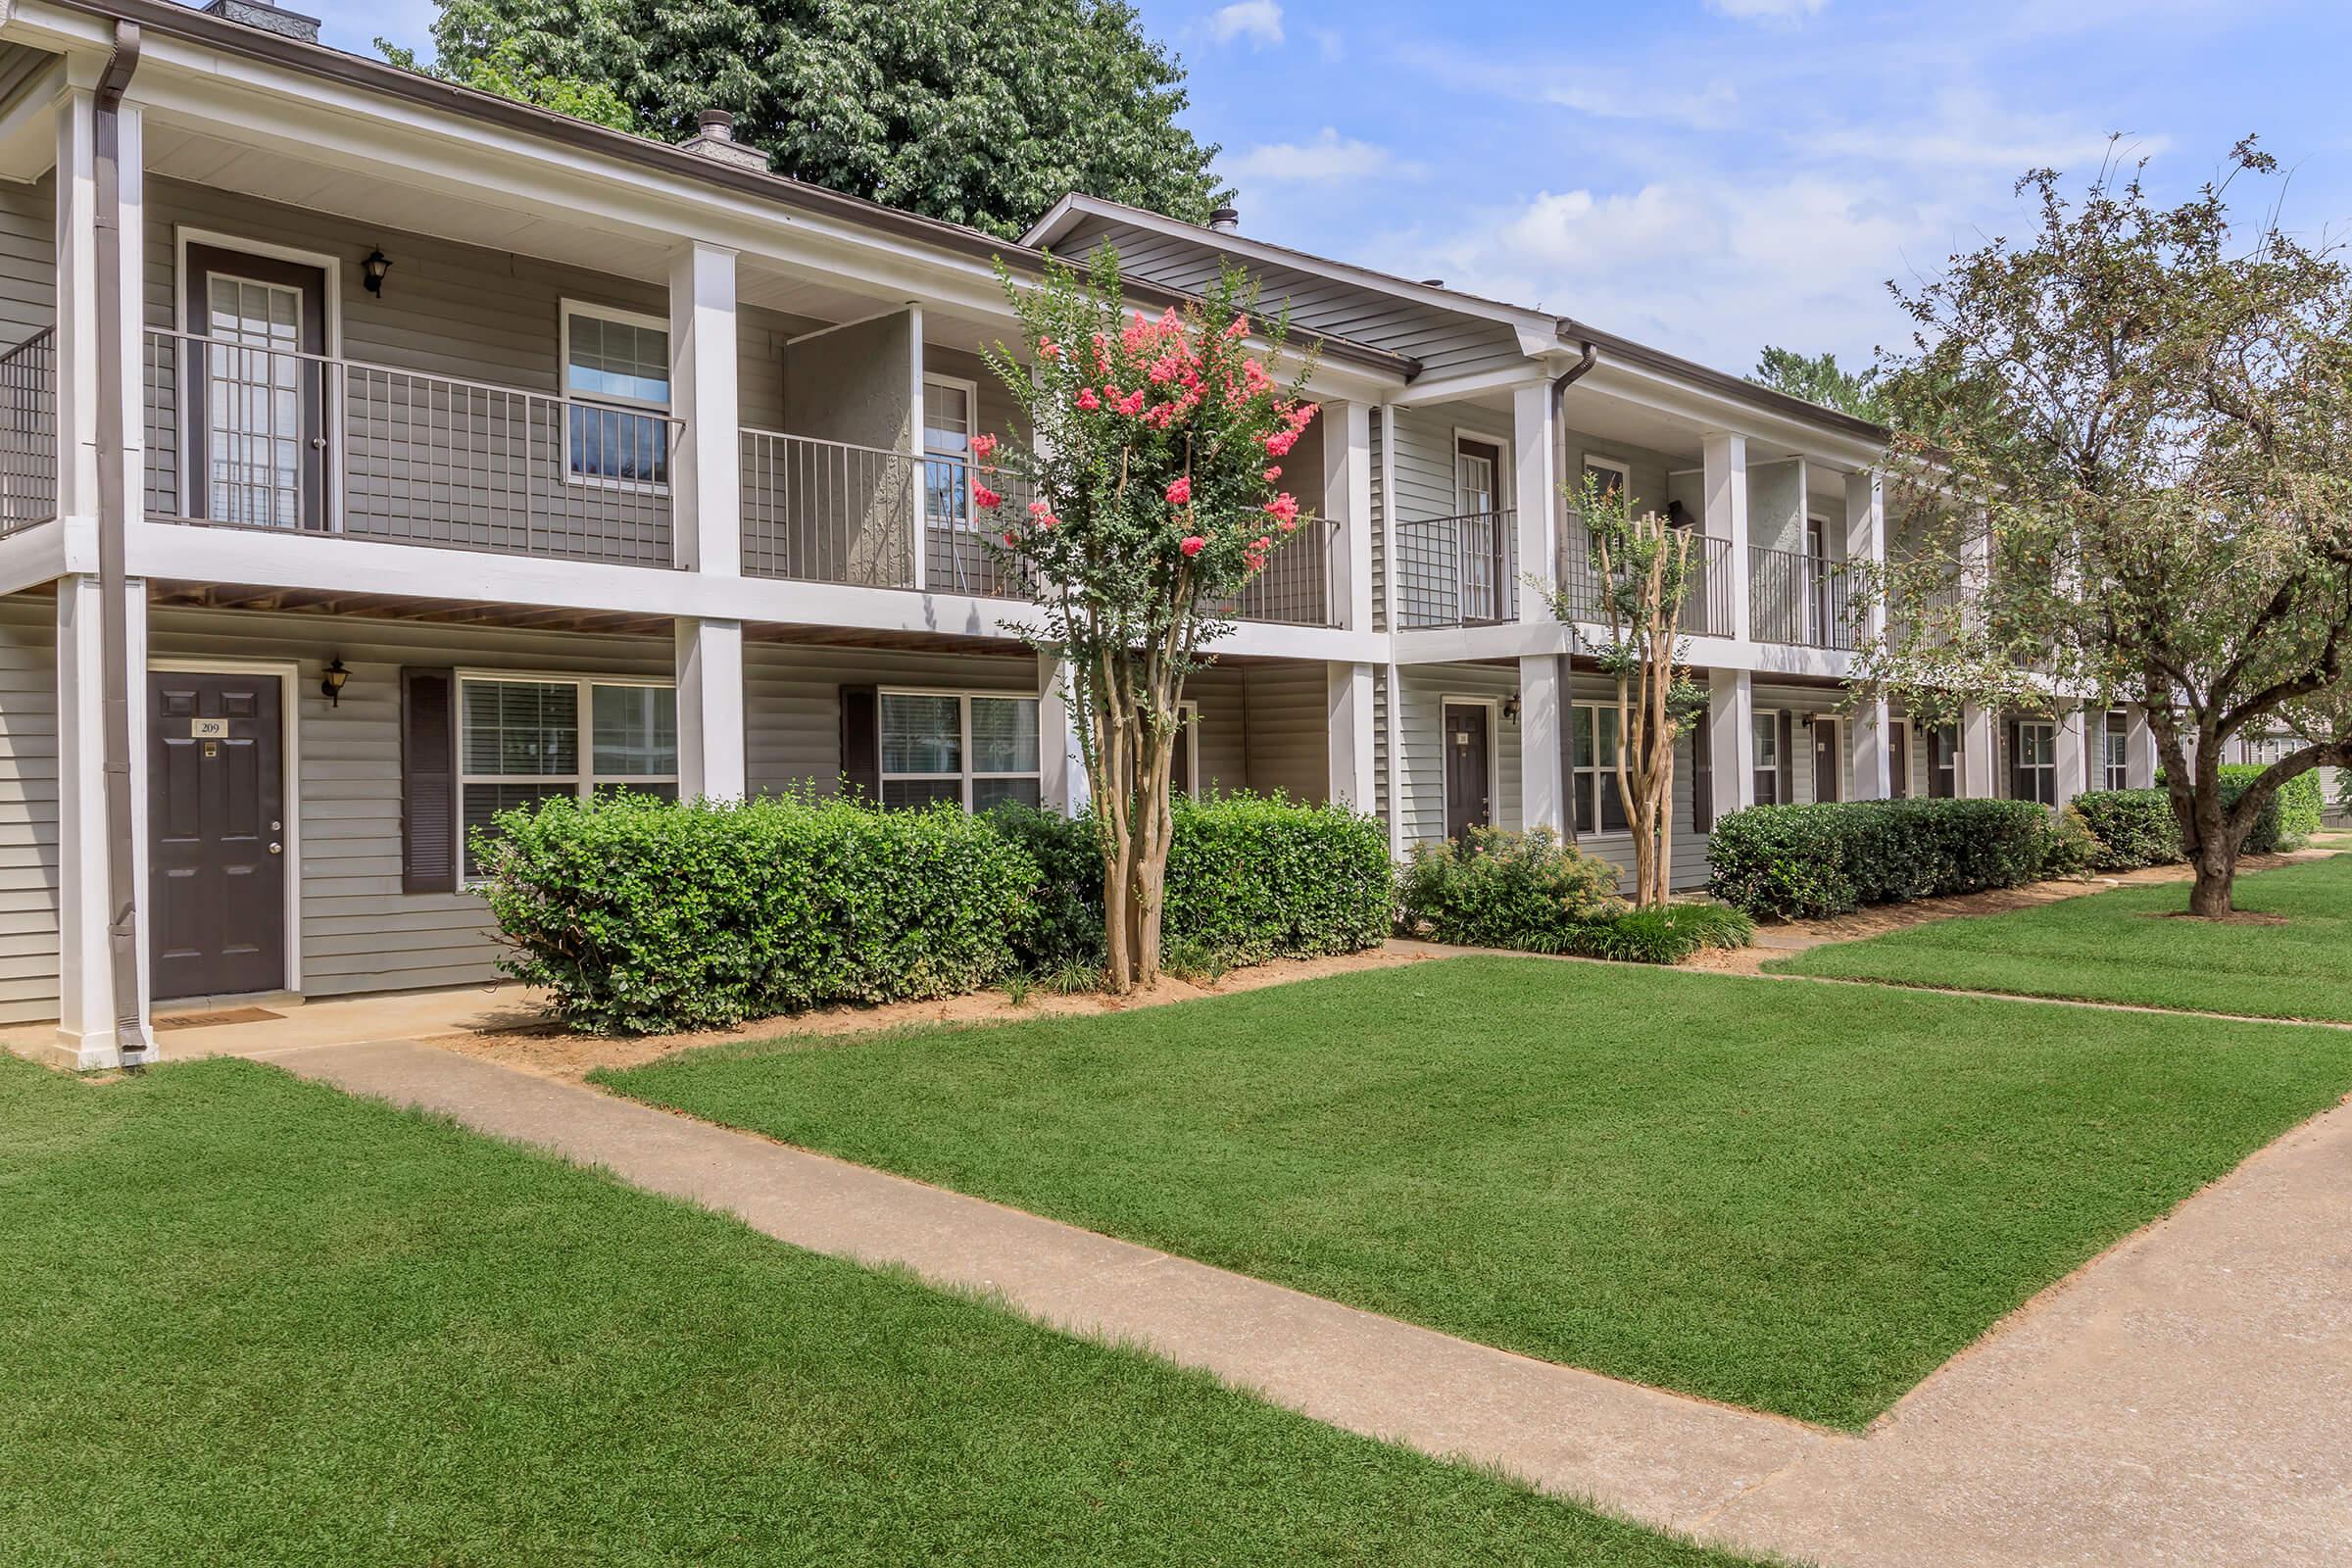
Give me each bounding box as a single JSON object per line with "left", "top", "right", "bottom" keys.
{"left": 1445, "top": 703, "right": 1491, "bottom": 839}
{"left": 1812, "top": 717, "right": 1840, "bottom": 803}
{"left": 150, "top": 670, "right": 286, "bottom": 1000}
{"left": 1889, "top": 721, "right": 1910, "bottom": 799}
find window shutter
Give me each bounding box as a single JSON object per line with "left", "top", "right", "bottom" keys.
{"left": 2006, "top": 719, "right": 2021, "bottom": 801}
{"left": 400, "top": 667, "right": 458, "bottom": 894}
{"left": 839, "top": 685, "right": 880, "bottom": 802}
{"left": 1691, "top": 719, "right": 1713, "bottom": 832}
{"left": 1777, "top": 710, "right": 1794, "bottom": 805}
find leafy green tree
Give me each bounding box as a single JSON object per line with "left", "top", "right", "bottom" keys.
{"left": 377, "top": 37, "right": 639, "bottom": 131}
{"left": 1869, "top": 139, "right": 2352, "bottom": 916}
{"left": 1749, "top": 346, "right": 1888, "bottom": 422}
{"left": 387, "top": 0, "right": 1226, "bottom": 238}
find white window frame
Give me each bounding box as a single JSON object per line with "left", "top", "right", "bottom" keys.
{"left": 1751, "top": 708, "right": 1782, "bottom": 806}
{"left": 922, "top": 371, "right": 985, "bottom": 534}
{"left": 1580, "top": 454, "right": 1631, "bottom": 507}
{"left": 457, "top": 670, "right": 678, "bottom": 883}
{"left": 1174, "top": 698, "right": 1201, "bottom": 800}
{"left": 559, "top": 298, "right": 673, "bottom": 494}
{"left": 2103, "top": 710, "right": 2131, "bottom": 790}
{"left": 1452, "top": 427, "right": 1514, "bottom": 515}
{"left": 2016, "top": 719, "right": 2058, "bottom": 806}
{"left": 1569, "top": 700, "right": 1630, "bottom": 837}
{"left": 878, "top": 686, "right": 1044, "bottom": 811}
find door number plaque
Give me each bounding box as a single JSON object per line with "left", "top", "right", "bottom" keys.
{"left": 190, "top": 718, "right": 228, "bottom": 739}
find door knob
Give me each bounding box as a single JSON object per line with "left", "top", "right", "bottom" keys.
{"left": 268, "top": 843, "right": 282, "bottom": 855}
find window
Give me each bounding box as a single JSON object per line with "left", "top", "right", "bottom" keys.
{"left": 1171, "top": 700, "right": 1200, "bottom": 799}
{"left": 459, "top": 676, "right": 677, "bottom": 876}
{"left": 1570, "top": 705, "right": 1629, "bottom": 834}
{"left": 1751, "top": 710, "right": 1781, "bottom": 806}
{"left": 1582, "top": 457, "right": 1629, "bottom": 506}
{"left": 1932, "top": 723, "right": 1959, "bottom": 798}
{"left": 563, "top": 303, "right": 670, "bottom": 486}
{"left": 2015, "top": 720, "right": 2057, "bottom": 806}
{"left": 2103, "top": 710, "right": 2130, "bottom": 790}
{"left": 879, "top": 690, "right": 1042, "bottom": 810}
{"left": 1456, "top": 440, "right": 1502, "bottom": 514}
{"left": 922, "top": 375, "right": 977, "bottom": 533}
{"left": 2244, "top": 732, "right": 2297, "bottom": 765}
{"left": 204, "top": 273, "right": 305, "bottom": 527}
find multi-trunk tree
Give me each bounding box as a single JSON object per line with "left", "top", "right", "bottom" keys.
{"left": 975, "top": 251, "right": 1318, "bottom": 988}
{"left": 1868, "top": 139, "right": 2352, "bottom": 915}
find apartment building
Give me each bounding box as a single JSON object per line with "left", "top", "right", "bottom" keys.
{"left": 0, "top": 0, "right": 2160, "bottom": 1068}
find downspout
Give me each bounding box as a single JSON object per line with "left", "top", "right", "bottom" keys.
{"left": 1549, "top": 339, "right": 1597, "bottom": 842}
{"left": 95, "top": 21, "right": 148, "bottom": 1062}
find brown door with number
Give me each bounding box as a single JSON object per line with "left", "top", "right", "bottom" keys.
{"left": 1444, "top": 703, "right": 1491, "bottom": 840}
{"left": 150, "top": 671, "right": 285, "bottom": 1000}
{"left": 1812, "top": 717, "right": 1841, "bottom": 803}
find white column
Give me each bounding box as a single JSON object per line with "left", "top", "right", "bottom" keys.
{"left": 1326, "top": 661, "right": 1375, "bottom": 809}
{"left": 1381, "top": 662, "right": 1405, "bottom": 859}
{"left": 1708, "top": 668, "right": 1754, "bottom": 824}
{"left": 54, "top": 85, "right": 98, "bottom": 528}
{"left": 2054, "top": 705, "right": 2088, "bottom": 807}
{"left": 906, "top": 305, "right": 926, "bottom": 591}
{"left": 1961, "top": 700, "right": 1998, "bottom": 798}
{"left": 2126, "top": 707, "right": 2157, "bottom": 789}
{"left": 1703, "top": 433, "right": 1750, "bottom": 644}
{"left": 1512, "top": 380, "right": 1557, "bottom": 622}
{"left": 673, "top": 617, "right": 746, "bottom": 802}
{"left": 1518, "top": 653, "right": 1565, "bottom": 834}
{"left": 1376, "top": 406, "right": 1398, "bottom": 635}
{"left": 55, "top": 573, "right": 151, "bottom": 1068}
{"left": 667, "top": 240, "right": 740, "bottom": 574}
{"left": 1845, "top": 467, "right": 1884, "bottom": 643}
{"left": 1325, "top": 401, "right": 1372, "bottom": 632}
{"left": 1852, "top": 697, "right": 1894, "bottom": 799}
{"left": 1039, "top": 655, "right": 1090, "bottom": 816}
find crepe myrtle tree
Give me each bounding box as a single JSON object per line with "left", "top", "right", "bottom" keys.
{"left": 1867, "top": 137, "right": 2352, "bottom": 916}
{"left": 974, "top": 250, "right": 1319, "bottom": 989}
{"left": 1533, "top": 471, "right": 1706, "bottom": 907}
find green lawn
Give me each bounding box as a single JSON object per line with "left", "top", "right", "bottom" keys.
{"left": 603, "top": 957, "right": 2352, "bottom": 1429}
{"left": 0, "top": 1054, "right": 1757, "bottom": 1567}
{"left": 1769, "top": 856, "right": 2352, "bottom": 1020}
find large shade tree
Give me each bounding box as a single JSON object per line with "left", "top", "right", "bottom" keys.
{"left": 386, "top": 0, "right": 1227, "bottom": 236}
{"left": 1868, "top": 139, "right": 2352, "bottom": 915}
{"left": 975, "top": 252, "right": 1317, "bottom": 989}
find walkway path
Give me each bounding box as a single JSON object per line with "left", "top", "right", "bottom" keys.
{"left": 268, "top": 1037, "right": 2352, "bottom": 1568}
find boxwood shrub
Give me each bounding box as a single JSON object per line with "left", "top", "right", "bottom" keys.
{"left": 1392, "top": 826, "right": 1751, "bottom": 963}
{"left": 2073, "top": 766, "right": 2323, "bottom": 869}
{"left": 477, "top": 789, "right": 1039, "bottom": 1035}
{"left": 1705, "top": 798, "right": 2054, "bottom": 920}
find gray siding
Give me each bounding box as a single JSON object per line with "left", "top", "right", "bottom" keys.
{"left": 743, "top": 642, "right": 1037, "bottom": 799}
{"left": 0, "top": 595, "right": 57, "bottom": 1025}
{"left": 1394, "top": 662, "right": 1522, "bottom": 846}
{"left": 1564, "top": 670, "right": 1709, "bottom": 894}
{"left": 1177, "top": 661, "right": 1327, "bottom": 802}
{"left": 0, "top": 173, "right": 52, "bottom": 349}
{"left": 1748, "top": 459, "right": 1806, "bottom": 557}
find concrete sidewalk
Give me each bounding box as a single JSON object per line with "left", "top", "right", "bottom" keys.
{"left": 267, "top": 1039, "right": 2352, "bottom": 1568}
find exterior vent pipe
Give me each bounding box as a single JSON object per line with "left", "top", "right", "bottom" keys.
{"left": 95, "top": 20, "right": 151, "bottom": 1065}
{"left": 1208, "top": 205, "right": 1239, "bottom": 232}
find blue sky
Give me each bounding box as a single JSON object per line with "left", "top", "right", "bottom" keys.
{"left": 320, "top": 0, "right": 2352, "bottom": 378}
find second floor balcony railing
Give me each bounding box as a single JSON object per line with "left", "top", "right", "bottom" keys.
{"left": 140, "top": 327, "right": 678, "bottom": 566}
{"left": 1749, "top": 544, "right": 1858, "bottom": 650}
{"left": 1219, "top": 518, "right": 1340, "bottom": 628}
{"left": 1554, "top": 523, "right": 1735, "bottom": 638}
{"left": 0, "top": 327, "right": 55, "bottom": 536}
{"left": 740, "top": 426, "right": 918, "bottom": 587}
{"left": 1396, "top": 509, "right": 1516, "bottom": 629}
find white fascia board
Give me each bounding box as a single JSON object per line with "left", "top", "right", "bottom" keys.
{"left": 1749, "top": 641, "right": 1859, "bottom": 681}
{"left": 0, "top": 515, "right": 71, "bottom": 595}
{"left": 1392, "top": 364, "right": 1552, "bottom": 409}
{"left": 1577, "top": 361, "right": 1886, "bottom": 469}
{"left": 0, "top": 54, "right": 64, "bottom": 181}
{"left": 1392, "top": 620, "right": 1569, "bottom": 664}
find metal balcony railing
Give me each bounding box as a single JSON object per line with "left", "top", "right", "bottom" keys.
{"left": 1219, "top": 517, "right": 1341, "bottom": 628}
{"left": 740, "top": 427, "right": 918, "bottom": 586}
{"left": 1554, "top": 522, "right": 1735, "bottom": 638}
{"left": 140, "top": 327, "right": 679, "bottom": 565}
{"left": 920, "top": 454, "right": 1035, "bottom": 599}
{"left": 1395, "top": 509, "right": 1517, "bottom": 629}
{"left": 1749, "top": 544, "right": 1858, "bottom": 650}
{"left": 0, "top": 327, "right": 54, "bottom": 536}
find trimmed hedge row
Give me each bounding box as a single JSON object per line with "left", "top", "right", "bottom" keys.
{"left": 2074, "top": 765, "right": 2324, "bottom": 870}
{"left": 1392, "top": 826, "right": 1754, "bottom": 963}
{"left": 1705, "top": 798, "right": 2055, "bottom": 920}
{"left": 478, "top": 788, "right": 1391, "bottom": 1034}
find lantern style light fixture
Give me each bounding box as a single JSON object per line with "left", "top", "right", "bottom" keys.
{"left": 320, "top": 657, "right": 350, "bottom": 708}
{"left": 1501, "top": 695, "right": 1521, "bottom": 724}
{"left": 362, "top": 248, "right": 392, "bottom": 297}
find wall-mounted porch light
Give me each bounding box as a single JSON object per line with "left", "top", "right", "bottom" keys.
{"left": 1501, "top": 696, "right": 1521, "bottom": 724}
{"left": 320, "top": 657, "right": 350, "bottom": 708}
{"left": 362, "top": 248, "right": 392, "bottom": 297}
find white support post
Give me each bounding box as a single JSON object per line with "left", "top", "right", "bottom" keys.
{"left": 2126, "top": 707, "right": 2157, "bottom": 789}
{"left": 1512, "top": 380, "right": 1557, "bottom": 622}
{"left": 1852, "top": 698, "right": 1894, "bottom": 800}
{"left": 1382, "top": 662, "right": 1405, "bottom": 859}
{"left": 906, "top": 305, "right": 926, "bottom": 591}
{"left": 1961, "top": 701, "right": 1998, "bottom": 798}
{"left": 1326, "top": 662, "right": 1375, "bottom": 809}
{"left": 1703, "top": 433, "right": 1750, "bottom": 644}
{"left": 673, "top": 616, "right": 746, "bottom": 802}
{"left": 1518, "top": 653, "right": 1565, "bottom": 835}
{"left": 1039, "top": 654, "right": 1090, "bottom": 817}
{"left": 1845, "top": 466, "right": 1884, "bottom": 640}
{"left": 1708, "top": 668, "right": 1754, "bottom": 824}
{"left": 2054, "top": 705, "right": 2088, "bottom": 807}
{"left": 667, "top": 240, "right": 740, "bottom": 575}
{"left": 54, "top": 84, "right": 98, "bottom": 529}
{"left": 1326, "top": 401, "right": 1372, "bottom": 632}
{"left": 1376, "top": 405, "right": 1398, "bottom": 635}
{"left": 55, "top": 573, "right": 151, "bottom": 1068}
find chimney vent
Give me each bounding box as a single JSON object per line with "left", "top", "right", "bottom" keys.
{"left": 679, "top": 109, "right": 770, "bottom": 172}
{"left": 201, "top": 0, "right": 322, "bottom": 44}
{"left": 1419, "top": 278, "right": 1446, "bottom": 288}
{"left": 1208, "top": 206, "right": 1240, "bottom": 233}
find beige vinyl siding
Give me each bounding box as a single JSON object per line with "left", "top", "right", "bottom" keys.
{"left": 0, "top": 595, "right": 58, "bottom": 1024}
{"left": 742, "top": 643, "right": 1038, "bottom": 800}
{"left": 1394, "top": 662, "right": 1522, "bottom": 846}
{"left": 1752, "top": 683, "right": 1853, "bottom": 806}
{"left": 1054, "top": 215, "right": 1527, "bottom": 378}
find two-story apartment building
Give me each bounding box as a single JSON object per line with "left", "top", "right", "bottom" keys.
{"left": 0, "top": 0, "right": 2162, "bottom": 1069}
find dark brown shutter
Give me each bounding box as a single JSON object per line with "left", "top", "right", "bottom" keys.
{"left": 1691, "top": 718, "right": 1713, "bottom": 832}
{"left": 1777, "top": 711, "right": 1794, "bottom": 805}
{"left": 400, "top": 667, "right": 458, "bottom": 894}
{"left": 2006, "top": 719, "right": 2021, "bottom": 801}
{"left": 839, "top": 685, "right": 880, "bottom": 803}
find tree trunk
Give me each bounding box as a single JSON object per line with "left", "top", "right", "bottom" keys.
{"left": 2188, "top": 843, "right": 2236, "bottom": 917}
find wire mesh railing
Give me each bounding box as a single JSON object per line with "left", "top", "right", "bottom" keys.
{"left": 0, "top": 327, "right": 54, "bottom": 535}
{"left": 1749, "top": 544, "right": 1858, "bottom": 650}
{"left": 739, "top": 427, "right": 917, "bottom": 587}
{"left": 1554, "top": 522, "right": 1735, "bottom": 638}
{"left": 920, "top": 454, "right": 1035, "bottom": 599}
{"left": 1394, "top": 509, "right": 1516, "bottom": 629}
{"left": 140, "top": 327, "right": 679, "bottom": 564}
{"left": 1220, "top": 517, "right": 1340, "bottom": 627}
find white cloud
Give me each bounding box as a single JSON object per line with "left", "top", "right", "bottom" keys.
{"left": 1707, "top": 0, "right": 1827, "bottom": 19}
{"left": 1225, "top": 129, "right": 1421, "bottom": 184}
{"left": 1208, "top": 0, "right": 1284, "bottom": 47}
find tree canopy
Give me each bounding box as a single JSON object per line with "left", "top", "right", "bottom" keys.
{"left": 1749, "top": 346, "right": 1889, "bottom": 422}
{"left": 384, "top": 0, "right": 1228, "bottom": 238}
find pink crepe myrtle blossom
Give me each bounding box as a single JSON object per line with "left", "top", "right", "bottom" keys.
{"left": 1114, "top": 388, "right": 1147, "bottom": 416}
{"left": 1165, "top": 475, "right": 1193, "bottom": 506}
{"left": 970, "top": 432, "right": 998, "bottom": 463}
{"left": 972, "top": 481, "right": 1004, "bottom": 510}
{"left": 1264, "top": 492, "right": 1299, "bottom": 524}
{"left": 1252, "top": 535, "right": 1272, "bottom": 552}
{"left": 1262, "top": 466, "right": 1282, "bottom": 482}
{"left": 1179, "top": 535, "right": 1206, "bottom": 558}
{"left": 1225, "top": 314, "right": 1249, "bottom": 338}
{"left": 1027, "top": 499, "right": 1059, "bottom": 528}
{"left": 1264, "top": 429, "right": 1298, "bottom": 458}
{"left": 1075, "top": 387, "right": 1101, "bottom": 412}
{"left": 1003, "top": 531, "right": 1017, "bottom": 546}
{"left": 1039, "top": 336, "right": 1062, "bottom": 361}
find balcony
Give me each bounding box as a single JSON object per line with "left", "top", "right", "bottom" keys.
{"left": 0, "top": 327, "right": 55, "bottom": 537}
{"left": 1554, "top": 523, "right": 1736, "bottom": 638}
{"left": 1749, "top": 545, "right": 1857, "bottom": 650}
{"left": 138, "top": 328, "right": 679, "bottom": 567}
{"left": 1395, "top": 509, "right": 1517, "bottom": 629}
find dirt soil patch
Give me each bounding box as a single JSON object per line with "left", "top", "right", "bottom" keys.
{"left": 429, "top": 944, "right": 1447, "bottom": 1082}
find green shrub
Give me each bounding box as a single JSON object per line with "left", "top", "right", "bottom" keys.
{"left": 1394, "top": 826, "right": 1625, "bottom": 949}
{"left": 476, "top": 789, "right": 1040, "bottom": 1035}
{"left": 1554, "top": 904, "right": 1755, "bottom": 964}
{"left": 2040, "top": 804, "right": 2099, "bottom": 878}
{"left": 1706, "top": 798, "right": 2053, "bottom": 920}
{"left": 2223, "top": 764, "right": 2322, "bottom": 853}
{"left": 2071, "top": 788, "right": 2180, "bottom": 870}
{"left": 982, "top": 801, "right": 1105, "bottom": 970}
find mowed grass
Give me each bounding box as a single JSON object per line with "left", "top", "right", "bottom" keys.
{"left": 0, "top": 1054, "right": 1758, "bottom": 1568}
{"left": 1770, "top": 856, "right": 2352, "bottom": 1020}
{"left": 605, "top": 957, "right": 2352, "bottom": 1429}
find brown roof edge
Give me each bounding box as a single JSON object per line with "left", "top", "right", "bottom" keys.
{"left": 55, "top": 0, "right": 1417, "bottom": 379}
{"left": 1561, "top": 320, "right": 1890, "bottom": 446}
